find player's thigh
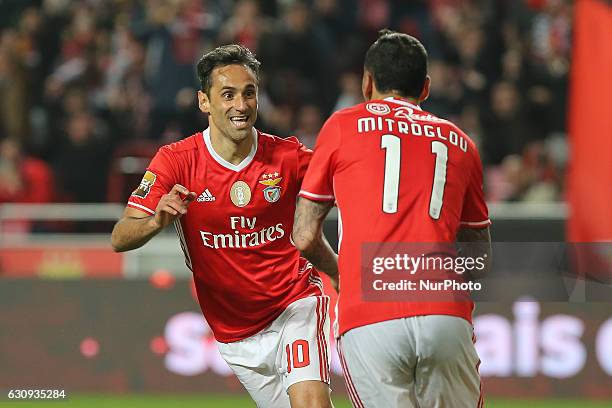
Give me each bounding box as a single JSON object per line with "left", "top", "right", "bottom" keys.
{"left": 338, "top": 320, "right": 419, "bottom": 408}
{"left": 413, "top": 315, "right": 482, "bottom": 408}
{"left": 225, "top": 360, "right": 290, "bottom": 408}
{"left": 218, "top": 333, "right": 290, "bottom": 408}
{"left": 278, "top": 296, "right": 332, "bottom": 397}
{"left": 287, "top": 380, "right": 332, "bottom": 408}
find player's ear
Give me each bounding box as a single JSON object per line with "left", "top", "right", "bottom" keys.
{"left": 419, "top": 76, "right": 431, "bottom": 103}
{"left": 362, "top": 70, "right": 374, "bottom": 101}
{"left": 198, "top": 90, "right": 210, "bottom": 113}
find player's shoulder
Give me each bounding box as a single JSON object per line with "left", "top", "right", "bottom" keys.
{"left": 312, "top": 103, "right": 369, "bottom": 136}
{"left": 415, "top": 106, "right": 480, "bottom": 155}
{"left": 440, "top": 117, "right": 479, "bottom": 154}
{"left": 329, "top": 102, "right": 369, "bottom": 121}
{"left": 258, "top": 130, "right": 309, "bottom": 153}
{"left": 326, "top": 100, "right": 407, "bottom": 126}
{"left": 157, "top": 132, "right": 201, "bottom": 158}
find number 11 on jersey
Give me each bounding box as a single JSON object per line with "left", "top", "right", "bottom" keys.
{"left": 381, "top": 135, "right": 448, "bottom": 219}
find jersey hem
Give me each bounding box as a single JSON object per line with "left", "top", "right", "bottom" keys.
{"left": 127, "top": 201, "right": 155, "bottom": 215}
{"left": 459, "top": 219, "right": 491, "bottom": 228}
{"left": 298, "top": 190, "right": 335, "bottom": 201}
{"left": 213, "top": 288, "right": 323, "bottom": 343}
{"left": 215, "top": 309, "right": 285, "bottom": 343}
{"left": 338, "top": 306, "right": 473, "bottom": 338}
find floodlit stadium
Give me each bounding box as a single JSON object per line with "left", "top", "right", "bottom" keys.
{"left": 1, "top": 0, "right": 611, "bottom": 407}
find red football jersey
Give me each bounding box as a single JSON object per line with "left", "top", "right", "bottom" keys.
{"left": 299, "top": 97, "right": 490, "bottom": 336}
{"left": 128, "top": 129, "right": 323, "bottom": 342}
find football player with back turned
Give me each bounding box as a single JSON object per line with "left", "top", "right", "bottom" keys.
{"left": 294, "top": 30, "right": 492, "bottom": 408}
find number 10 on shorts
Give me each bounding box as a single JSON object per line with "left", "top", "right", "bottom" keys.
{"left": 286, "top": 340, "right": 310, "bottom": 373}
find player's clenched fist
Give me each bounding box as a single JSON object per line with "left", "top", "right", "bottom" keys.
{"left": 153, "top": 184, "right": 197, "bottom": 228}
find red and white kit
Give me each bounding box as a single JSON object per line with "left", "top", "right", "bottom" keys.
{"left": 128, "top": 128, "right": 330, "bottom": 405}
{"left": 300, "top": 97, "right": 490, "bottom": 407}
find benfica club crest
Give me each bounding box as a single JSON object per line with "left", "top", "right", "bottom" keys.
{"left": 259, "top": 172, "right": 282, "bottom": 203}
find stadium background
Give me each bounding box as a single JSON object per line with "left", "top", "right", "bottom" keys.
{"left": 0, "top": 0, "right": 611, "bottom": 407}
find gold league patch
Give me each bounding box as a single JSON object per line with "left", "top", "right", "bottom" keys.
{"left": 230, "top": 180, "right": 252, "bottom": 207}
{"left": 132, "top": 171, "right": 157, "bottom": 199}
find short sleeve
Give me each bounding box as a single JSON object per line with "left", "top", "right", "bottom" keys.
{"left": 459, "top": 148, "right": 491, "bottom": 228}
{"left": 296, "top": 139, "right": 313, "bottom": 189}
{"left": 127, "top": 147, "right": 178, "bottom": 215}
{"left": 299, "top": 114, "right": 341, "bottom": 202}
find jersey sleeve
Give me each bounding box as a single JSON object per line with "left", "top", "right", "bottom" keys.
{"left": 127, "top": 147, "right": 178, "bottom": 215}
{"left": 298, "top": 114, "right": 341, "bottom": 202}
{"left": 290, "top": 137, "right": 313, "bottom": 189}
{"left": 460, "top": 147, "right": 491, "bottom": 228}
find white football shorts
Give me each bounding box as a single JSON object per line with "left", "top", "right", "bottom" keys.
{"left": 217, "top": 295, "right": 331, "bottom": 407}
{"left": 337, "top": 315, "right": 483, "bottom": 408}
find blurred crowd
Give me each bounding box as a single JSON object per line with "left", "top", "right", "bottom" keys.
{"left": 0, "top": 0, "right": 571, "bottom": 206}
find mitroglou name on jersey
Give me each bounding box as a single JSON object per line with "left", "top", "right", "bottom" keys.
{"left": 357, "top": 116, "right": 468, "bottom": 153}
{"left": 200, "top": 216, "right": 285, "bottom": 249}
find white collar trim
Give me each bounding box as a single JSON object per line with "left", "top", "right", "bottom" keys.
{"left": 383, "top": 97, "right": 421, "bottom": 110}
{"left": 203, "top": 127, "right": 258, "bottom": 172}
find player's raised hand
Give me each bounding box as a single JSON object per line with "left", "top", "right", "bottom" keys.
{"left": 153, "top": 184, "right": 197, "bottom": 228}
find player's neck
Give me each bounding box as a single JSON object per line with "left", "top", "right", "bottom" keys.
{"left": 371, "top": 91, "right": 420, "bottom": 106}
{"left": 209, "top": 128, "right": 254, "bottom": 165}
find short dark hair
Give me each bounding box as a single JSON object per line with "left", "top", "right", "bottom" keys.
{"left": 364, "top": 29, "right": 428, "bottom": 98}
{"left": 196, "top": 44, "right": 261, "bottom": 95}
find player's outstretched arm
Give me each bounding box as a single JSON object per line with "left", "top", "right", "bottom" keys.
{"left": 111, "top": 184, "right": 196, "bottom": 252}
{"left": 456, "top": 226, "right": 492, "bottom": 281}
{"left": 293, "top": 197, "right": 339, "bottom": 290}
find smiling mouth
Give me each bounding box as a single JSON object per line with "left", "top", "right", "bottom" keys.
{"left": 229, "top": 115, "right": 249, "bottom": 128}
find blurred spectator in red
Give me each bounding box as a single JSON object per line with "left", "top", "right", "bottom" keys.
{"left": 485, "top": 141, "right": 561, "bottom": 203}
{"left": 0, "top": 137, "right": 54, "bottom": 234}
{"left": 0, "top": 138, "right": 54, "bottom": 204}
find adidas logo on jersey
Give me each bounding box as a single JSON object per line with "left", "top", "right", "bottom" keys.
{"left": 197, "top": 189, "right": 216, "bottom": 202}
